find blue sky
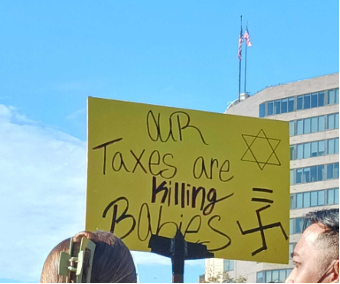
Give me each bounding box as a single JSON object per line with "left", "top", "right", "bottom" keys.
{"left": 0, "top": 0, "right": 338, "bottom": 283}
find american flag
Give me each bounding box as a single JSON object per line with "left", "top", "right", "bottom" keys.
{"left": 243, "top": 27, "right": 252, "bottom": 47}
{"left": 238, "top": 26, "right": 243, "bottom": 61}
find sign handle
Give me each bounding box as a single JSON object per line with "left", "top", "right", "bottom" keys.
{"left": 171, "top": 230, "right": 186, "bottom": 283}
{"left": 148, "top": 229, "right": 213, "bottom": 283}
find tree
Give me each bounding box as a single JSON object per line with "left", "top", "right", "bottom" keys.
{"left": 204, "top": 270, "right": 247, "bottom": 283}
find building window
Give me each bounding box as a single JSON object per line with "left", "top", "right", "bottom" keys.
{"left": 258, "top": 88, "right": 338, "bottom": 118}
{"left": 311, "top": 191, "right": 318, "bottom": 206}
{"left": 274, "top": 100, "right": 281, "bottom": 114}
{"left": 290, "top": 146, "right": 295, "bottom": 160}
{"left": 224, "top": 260, "right": 234, "bottom": 272}
{"left": 327, "top": 163, "right": 339, "bottom": 179}
{"left": 291, "top": 188, "right": 339, "bottom": 209}
{"left": 290, "top": 219, "right": 294, "bottom": 233}
{"left": 290, "top": 169, "right": 294, "bottom": 185}
{"left": 304, "top": 118, "right": 311, "bottom": 134}
{"left": 319, "top": 116, "right": 325, "bottom": 131}
{"left": 328, "top": 89, "right": 336, "bottom": 104}
{"left": 296, "top": 144, "right": 303, "bottom": 159}
{"left": 303, "top": 167, "right": 311, "bottom": 183}
{"left": 327, "top": 114, "right": 335, "bottom": 129}
{"left": 272, "top": 271, "right": 279, "bottom": 283}
{"left": 257, "top": 272, "right": 264, "bottom": 283}
{"left": 297, "top": 96, "right": 303, "bottom": 110}
{"left": 296, "top": 218, "right": 303, "bottom": 233}
{"left": 311, "top": 141, "right": 318, "bottom": 157}
{"left": 289, "top": 121, "right": 295, "bottom": 136}
{"left": 318, "top": 140, "right": 325, "bottom": 156}
{"left": 290, "top": 195, "right": 295, "bottom": 209}
{"left": 327, "top": 164, "right": 334, "bottom": 179}
{"left": 296, "top": 169, "right": 303, "bottom": 184}
{"left": 328, "top": 189, "right": 335, "bottom": 205}
{"left": 290, "top": 138, "right": 338, "bottom": 160}
{"left": 280, "top": 270, "right": 289, "bottom": 283}
{"left": 303, "top": 143, "right": 311, "bottom": 159}
{"left": 296, "top": 193, "right": 303, "bottom": 209}
{"left": 310, "top": 166, "right": 317, "bottom": 182}
{"left": 335, "top": 188, "right": 339, "bottom": 204}
{"left": 257, "top": 269, "right": 293, "bottom": 283}
{"left": 304, "top": 94, "right": 311, "bottom": 109}
{"left": 335, "top": 163, "right": 339, "bottom": 179}
{"left": 289, "top": 113, "right": 338, "bottom": 136}
{"left": 288, "top": 97, "right": 294, "bottom": 112}
{"left": 297, "top": 119, "right": 303, "bottom": 135}
{"left": 317, "top": 165, "right": 324, "bottom": 181}
{"left": 259, "top": 103, "right": 265, "bottom": 117}
{"left": 311, "top": 117, "right": 318, "bottom": 132}
{"left": 311, "top": 93, "right": 318, "bottom": 108}
{"left": 303, "top": 192, "right": 311, "bottom": 207}
{"left": 318, "top": 91, "right": 325, "bottom": 106}
{"left": 326, "top": 188, "right": 339, "bottom": 205}
{"left": 281, "top": 98, "right": 288, "bottom": 113}
{"left": 318, "top": 190, "right": 325, "bottom": 205}
{"left": 328, "top": 139, "right": 335, "bottom": 155}
{"left": 265, "top": 271, "right": 272, "bottom": 283}
{"left": 335, "top": 138, "right": 339, "bottom": 154}
{"left": 326, "top": 113, "right": 339, "bottom": 130}
{"left": 291, "top": 163, "right": 339, "bottom": 185}
{"left": 267, "top": 101, "right": 273, "bottom": 115}
{"left": 290, "top": 218, "right": 304, "bottom": 234}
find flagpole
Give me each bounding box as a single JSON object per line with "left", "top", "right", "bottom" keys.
{"left": 244, "top": 20, "right": 248, "bottom": 94}
{"left": 238, "top": 15, "right": 242, "bottom": 101}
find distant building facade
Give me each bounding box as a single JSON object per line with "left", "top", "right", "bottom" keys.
{"left": 204, "top": 73, "right": 339, "bottom": 283}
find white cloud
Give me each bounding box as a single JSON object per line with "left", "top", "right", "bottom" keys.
{"left": 0, "top": 104, "right": 40, "bottom": 125}
{"left": 0, "top": 104, "right": 12, "bottom": 118}
{"left": 65, "top": 108, "right": 86, "bottom": 122}
{"left": 0, "top": 104, "right": 86, "bottom": 282}
{"left": 0, "top": 104, "right": 197, "bottom": 282}
{"left": 65, "top": 108, "right": 87, "bottom": 129}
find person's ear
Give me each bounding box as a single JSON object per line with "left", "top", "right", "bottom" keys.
{"left": 330, "top": 260, "right": 339, "bottom": 283}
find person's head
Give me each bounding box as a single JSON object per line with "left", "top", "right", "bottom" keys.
{"left": 286, "top": 209, "right": 339, "bottom": 283}
{"left": 41, "top": 231, "right": 137, "bottom": 283}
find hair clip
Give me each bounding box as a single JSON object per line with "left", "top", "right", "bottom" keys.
{"left": 58, "top": 237, "right": 96, "bottom": 283}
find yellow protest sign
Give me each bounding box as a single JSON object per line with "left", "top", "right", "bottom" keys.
{"left": 86, "top": 97, "right": 290, "bottom": 264}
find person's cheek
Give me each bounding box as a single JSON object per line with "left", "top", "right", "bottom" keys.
{"left": 295, "top": 268, "right": 317, "bottom": 283}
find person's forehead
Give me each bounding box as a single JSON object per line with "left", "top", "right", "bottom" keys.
{"left": 294, "top": 223, "right": 326, "bottom": 256}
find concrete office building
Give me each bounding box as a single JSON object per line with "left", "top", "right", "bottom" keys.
{"left": 204, "top": 73, "right": 339, "bottom": 283}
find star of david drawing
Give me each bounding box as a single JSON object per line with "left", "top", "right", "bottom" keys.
{"left": 241, "top": 129, "right": 281, "bottom": 170}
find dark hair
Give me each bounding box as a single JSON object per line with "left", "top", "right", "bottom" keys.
{"left": 40, "top": 231, "right": 137, "bottom": 283}
{"left": 303, "top": 209, "right": 339, "bottom": 262}
{"left": 303, "top": 208, "right": 339, "bottom": 232}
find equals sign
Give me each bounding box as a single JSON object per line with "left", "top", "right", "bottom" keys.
{"left": 252, "top": 188, "right": 274, "bottom": 203}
